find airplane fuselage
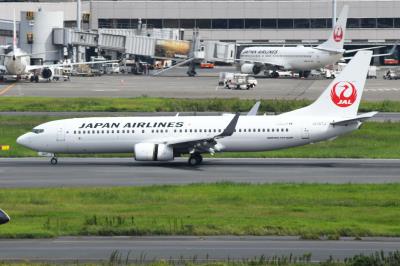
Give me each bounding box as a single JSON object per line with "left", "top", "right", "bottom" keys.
{"left": 3, "top": 48, "right": 30, "bottom": 75}
{"left": 17, "top": 115, "right": 358, "bottom": 155}
{"left": 240, "top": 46, "right": 343, "bottom": 71}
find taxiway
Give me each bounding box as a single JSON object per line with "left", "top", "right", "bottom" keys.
{"left": 1, "top": 158, "right": 399, "bottom": 187}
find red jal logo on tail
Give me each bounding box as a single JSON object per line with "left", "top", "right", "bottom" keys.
{"left": 333, "top": 26, "right": 343, "bottom": 42}
{"left": 330, "top": 81, "right": 357, "bottom": 107}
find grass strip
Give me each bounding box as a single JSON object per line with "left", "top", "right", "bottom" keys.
{"left": 1, "top": 183, "right": 400, "bottom": 239}
{"left": 0, "top": 97, "right": 400, "bottom": 113}
{"left": 1, "top": 115, "right": 400, "bottom": 158}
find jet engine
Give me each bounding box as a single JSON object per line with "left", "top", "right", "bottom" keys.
{"left": 41, "top": 67, "right": 53, "bottom": 79}
{"left": 134, "top": 143, "right": 174, "bottom": 161}
{"left": 240, "top": 63, "right": 262, "bottom": 75}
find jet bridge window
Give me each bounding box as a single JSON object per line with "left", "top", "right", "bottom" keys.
{"left": 32, "top": 129, "right": 44, "bottom": 134}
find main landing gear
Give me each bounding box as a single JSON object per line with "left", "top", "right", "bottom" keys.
{"left": 50, "top": 156, "right": 58, "bottom": 165}
{"left": 188, "top": 153, "right": 203, "bottom": 166}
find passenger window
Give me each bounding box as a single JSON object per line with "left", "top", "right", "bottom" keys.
{"left": 180, "top": 129, "right": 182, "bottom": 133}
{"left": 262, "top": 129, "right": 265, "bottom": 132}
{"left": 117, "top": 130, "right": 120, "bottom": 134}
{"left": 267, "top": 129, "right": 270, "bottom": 132}
{"left": 239, "top": 129, "right": 242, "bottom": 132}
{"left": 74, "top": 131, "right": 76, "bottom": 134}
{"left": 122, "top": 130, "right": 125, "bottom": 133}
{"left": 286, "top": 128, "right": 289, "bottom": 132}
{"left": 272, "top": 129, "right": 274, "bottom": 132}
{"left": 190, "top": 129, "right": 192, "bottom": 133}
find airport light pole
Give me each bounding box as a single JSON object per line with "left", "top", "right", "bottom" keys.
{"left": 332, "top": 0, "right": 337, "bottom": 27}
{"left": 76, "top": 0, "right": 81, "bottom": 62}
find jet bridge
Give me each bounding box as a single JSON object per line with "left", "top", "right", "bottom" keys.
{"left": 52, "top": 28, "right": 236, "bottom": 64}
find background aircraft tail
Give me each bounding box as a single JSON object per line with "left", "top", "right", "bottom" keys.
{"left": 281, "top": 50, "right": 372, "bottom": 118}
{"left": 317, "top": 5, "right": 348, "bottom": 52}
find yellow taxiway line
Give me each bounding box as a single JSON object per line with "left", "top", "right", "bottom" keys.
{"left": 0, "top": 83, "right": 16, "bottom": 96}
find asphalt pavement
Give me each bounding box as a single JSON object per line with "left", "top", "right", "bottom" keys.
{"left": 1, "top": 158, "right": 400, "bottom": 187}
{"left": 1, "top": 67, "right": 400, "bottom": 101}
{"left": 0, "top": 236, "right": 399, "bottom": 262}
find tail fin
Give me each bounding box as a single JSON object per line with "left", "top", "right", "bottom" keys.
{"left": 12, "top": 9, "right": 17, "bottom": 53}
{"left": 317, "top": 5, "right": 348, "bottom": 52}
{"left": 281, "top": 50, "right": 372, "bottom": 118}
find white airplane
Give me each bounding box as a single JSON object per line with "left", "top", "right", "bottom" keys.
{"left": 239, "top": 5, "right": 390, "bottom": 78}
{"left": 1, "top": 11, "right": 116, "bottom": 82}
{"left": 17, "top": 51, "right": 376, "bottom": 166}
{"left": 0, "top": 209, "right": 10, "bottom": 225}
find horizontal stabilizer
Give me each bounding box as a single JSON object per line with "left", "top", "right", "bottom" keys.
{"left": 331, "top": 111, "right": 378, "bottom": 126}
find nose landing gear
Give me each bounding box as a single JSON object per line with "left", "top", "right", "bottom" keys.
{"left": 50, "top": 157, "right": 58, "bottom": 165}
{"left": 188, "top": 153, "right": 203, "bottom": 166}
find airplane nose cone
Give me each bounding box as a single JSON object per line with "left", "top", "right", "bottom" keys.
{"left": 0, "top": 209, "right": 10, "bottom": 225}
{"left": 17, "top": 133, "right": 29, "bottom": 147}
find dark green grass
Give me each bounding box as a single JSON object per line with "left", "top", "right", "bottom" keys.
{"left": 0, "top": 97, "right": 400, "bottom": 113}
{"left": 1, "top": 115, "right": 400, "bottom": 158}
{"left": 1, "top": 183, "right": 400, "bottom": 238}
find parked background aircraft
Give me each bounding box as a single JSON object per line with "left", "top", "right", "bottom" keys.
{"left": 17, "top": 51, "right": 375, "bottom": 166}
{"left": 0, "top": 11, "right": 116, "bottom": 82}
{"left": 239, "top": 6, "right": 390, "bottom": 78}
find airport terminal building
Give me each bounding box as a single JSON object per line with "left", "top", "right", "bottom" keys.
{"left": 0, "top": 0, "right": 399, "bottom": 63}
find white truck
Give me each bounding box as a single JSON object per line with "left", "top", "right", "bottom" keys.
{"left": 219, "top": 73, "right": 257, "bottom": 90}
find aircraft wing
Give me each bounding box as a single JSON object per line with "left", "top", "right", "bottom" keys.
{"left": 151, "top": 113, "right": 240, "bottom": 154}
{"left": 331, "top": 111, "right": 378, "bottom": 126}
{"left": 25, "top": 60, "right": 119, "bottom": 72}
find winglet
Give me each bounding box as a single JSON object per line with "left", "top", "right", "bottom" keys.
{"left": 0, "top": 209, "right": 10, "bottom": 225}
{"left": 217, "top": 113, "right": 240, "bottom": 138}
{"left": 247, "top": 101, "right": 260, "bottom": 116}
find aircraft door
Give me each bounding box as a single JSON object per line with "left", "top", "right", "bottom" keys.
{"left": 301, "top": 128, "right": 310, "bottom": 139}
{"left": 56, "top": 128, "right": 65, "bottom": 141}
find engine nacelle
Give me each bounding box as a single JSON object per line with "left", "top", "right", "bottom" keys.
{"left": 41, "top": 67, "right": 53, "bottom": 79}
{"left": 241, "top": 63, "right": 262, "bottom": 75}
{"left": 134, "top": 143, "right": 174, "bottom": 161}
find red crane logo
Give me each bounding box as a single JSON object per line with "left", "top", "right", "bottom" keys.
{"left": 330, "top": 81, "right": 357, "bottom": 107}
{"left": 333, "top": 26, "right": 343, "bottom": 42}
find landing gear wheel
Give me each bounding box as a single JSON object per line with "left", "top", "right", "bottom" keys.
{"left": 272, "top": 71, "right": 279, "bottom": 78}
{"left": 50, "top": 157, "right": 58, "bottom": 165}
{"left": 34, "top": 75, "right": 39, "bottom": 83}
{"left": 188, "top": 154, "right": 203, "bottom": 166}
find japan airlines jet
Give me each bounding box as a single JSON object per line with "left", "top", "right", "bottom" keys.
{"left": 239, "top": 5, "right": 387, "bottom": 78}
{"left": 17, "top": 51, "right": 376, "bottom": 166}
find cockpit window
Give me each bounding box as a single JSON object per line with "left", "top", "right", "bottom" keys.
{"left": 32, "top": 128, "right": 44, "bottom": 134}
